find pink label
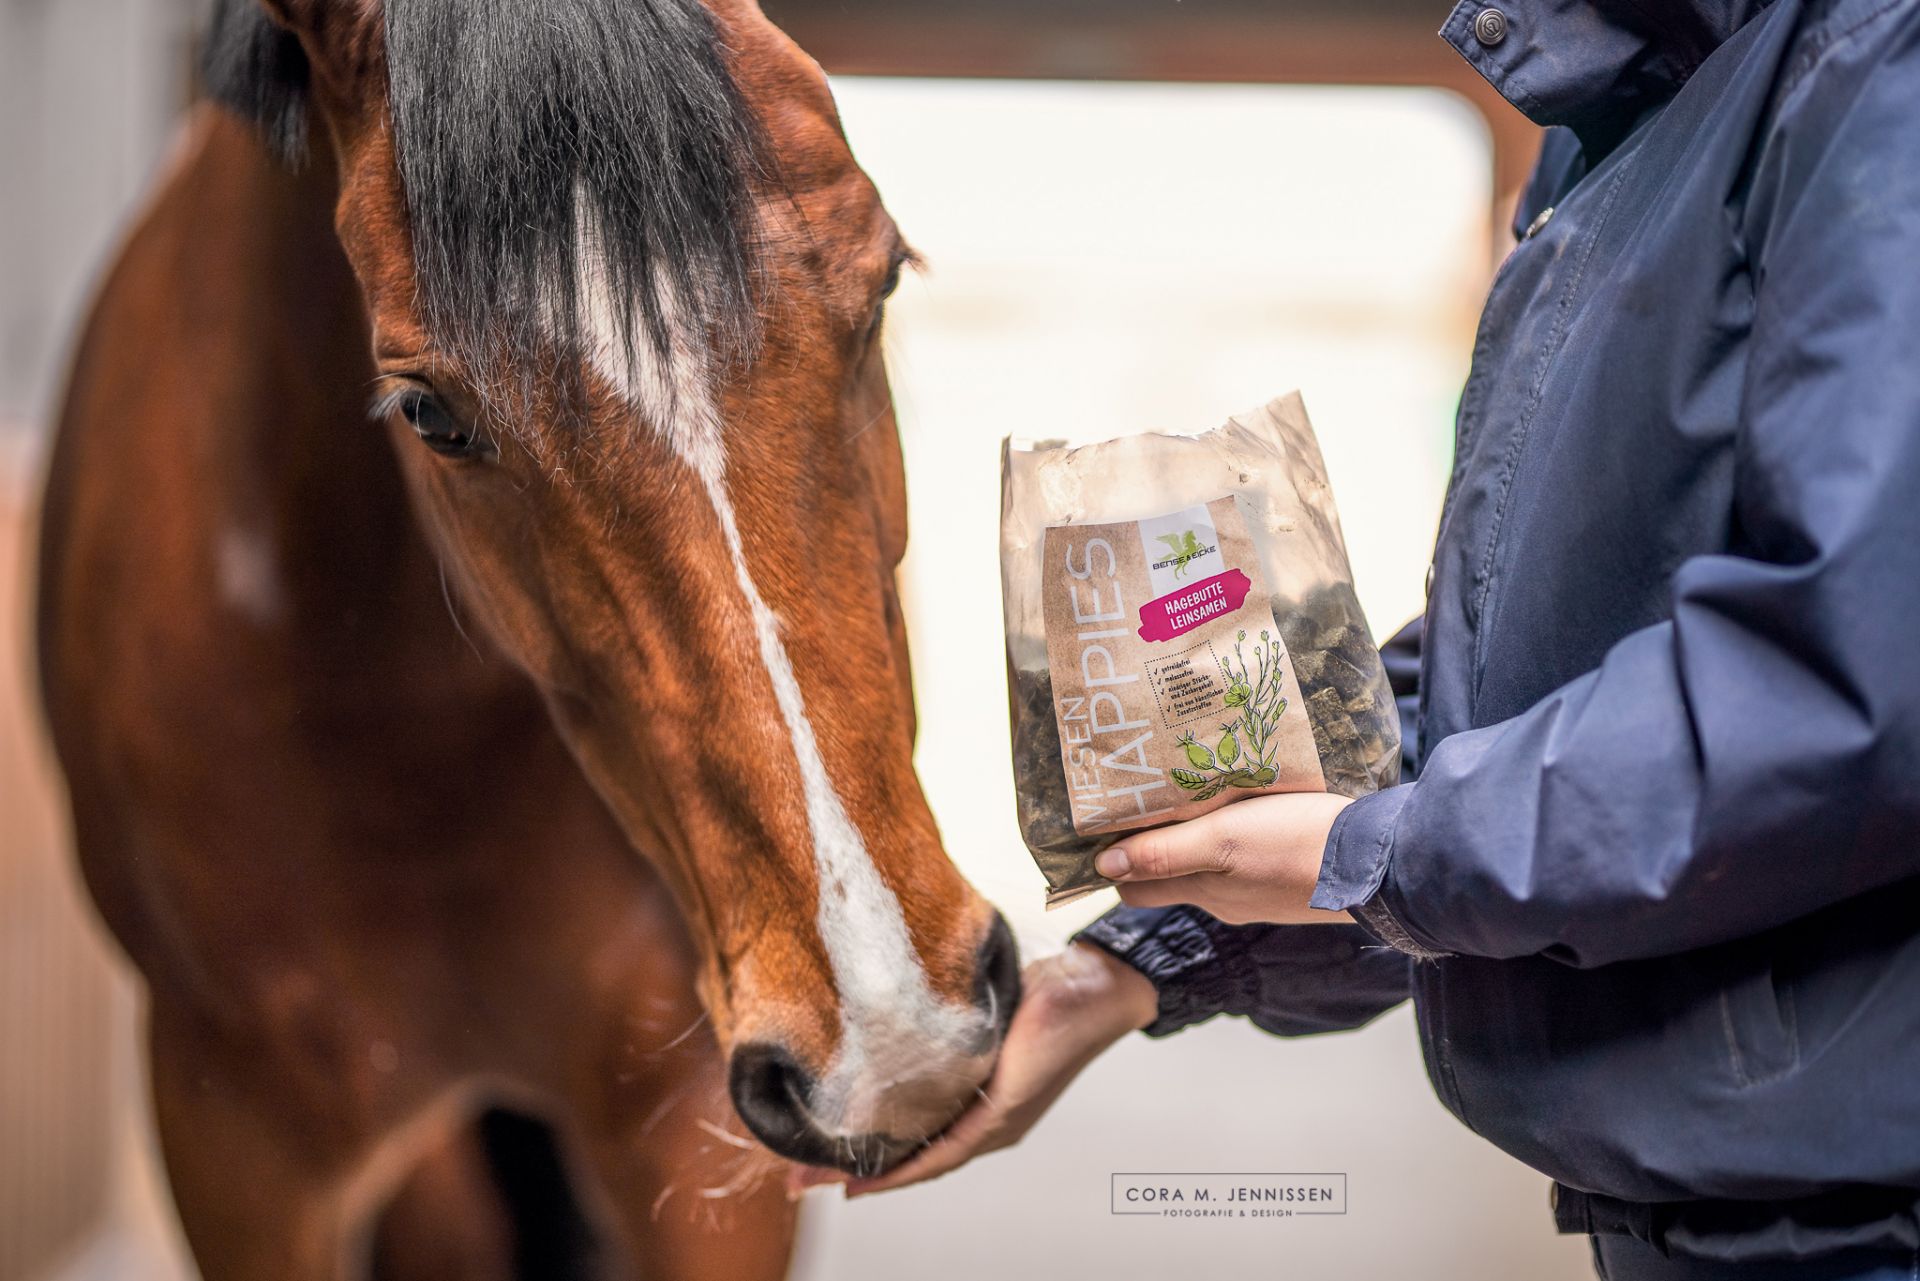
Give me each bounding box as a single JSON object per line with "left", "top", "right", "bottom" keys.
{"left": 1136, "top": 568, "right": 1253, "bottom": 642}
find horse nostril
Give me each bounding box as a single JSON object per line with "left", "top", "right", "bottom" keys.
{"left": 727, "top": 1043, "right": 818, "bottom": 1158}
{"left": 974, "top": 911, "right": 1022, "bottom": 1038}
{"left": 727, "top": 1043, "right": 915, "bottom": 1176}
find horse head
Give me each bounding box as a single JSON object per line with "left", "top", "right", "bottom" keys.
{"left": 216, "top": 0, "right": 1018, "bottom": 1176}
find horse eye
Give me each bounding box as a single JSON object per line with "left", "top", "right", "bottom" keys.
{"left": 867, "top": 260, "right": 906, "bottom": 340}
{"left": 399, "top": 392, "right": 482, "bottom": 459}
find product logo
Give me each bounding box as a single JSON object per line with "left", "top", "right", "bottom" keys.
{"left": 1137, "top": 505, "right": 1227, "bottom": 599}
{"left": 1151, "top": 529, "right": 1216, "bottom": 580}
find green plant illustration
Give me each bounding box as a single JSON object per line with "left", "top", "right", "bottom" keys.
{"left": 1172, "top": 629, "right": 1290, "bottom": 801}
{"left": 1155, "top": 530, "right": 1207, "bottom": 579}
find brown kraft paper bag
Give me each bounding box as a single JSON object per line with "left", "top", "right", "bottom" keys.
{"left": 1000, "top": 392, "right": 1401, "bottom": 906}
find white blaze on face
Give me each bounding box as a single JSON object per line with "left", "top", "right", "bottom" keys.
{"left": 575, "top": 235, "right": 993, "bottom": 1137}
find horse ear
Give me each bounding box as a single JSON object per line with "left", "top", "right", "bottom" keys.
{"left": 249, "top": 0, "right": 360, "bottom": 49}
{"left": 204, "top": 0, "right": 313, "bottom": 163}
{"left": 203, "top": 0, "right": 378, "bottom": 165}
{"left": 253, "top": 0, "right": 314, "bottom": 23}
{"left": 248, "top": 0, "right": 380, "bottom": 84}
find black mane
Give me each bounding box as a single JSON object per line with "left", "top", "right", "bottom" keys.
{"left": 204, "top": 0, "right": 766, "bottom": 401}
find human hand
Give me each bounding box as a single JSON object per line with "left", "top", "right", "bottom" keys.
{"left": 1096, "top": 791, "right": 1355, "bottom": 926}
{"left": 795, "top": 941, "right": 1158, "bottom": 1198}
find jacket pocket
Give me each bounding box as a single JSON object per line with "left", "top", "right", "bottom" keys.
{"left": 1713, "top": 952, "right": 1800, "bottom": 1088}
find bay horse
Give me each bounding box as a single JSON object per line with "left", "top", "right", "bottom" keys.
{"left": 34, "top": 0, "right": 1019, "bottom": 1276}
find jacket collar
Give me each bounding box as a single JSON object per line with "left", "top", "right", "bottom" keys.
{"left": 1442, "top": 0, "right": 1775, "bottom": 147}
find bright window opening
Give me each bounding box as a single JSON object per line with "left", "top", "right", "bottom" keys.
{"left": 829, "top": 77, "right": 1493, "bottom": 929}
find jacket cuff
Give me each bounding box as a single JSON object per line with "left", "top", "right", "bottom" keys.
{"left": 1311, "top": 785, "right": 1451, "bottom": 961}
{"left": 1072, "top": 905, "right": 1258, "bottom": 1038}
{"left": 1350, "top": 894, "right": 1451, "bottom": 963}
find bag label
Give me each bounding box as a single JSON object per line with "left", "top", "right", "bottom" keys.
{"left": 1136, "top": 569, "right": 1255, "bottom": 642}
{"left": 1040, "top": 496, "right": 1326, "bottom": 837}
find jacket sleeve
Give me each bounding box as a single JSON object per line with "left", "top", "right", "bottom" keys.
{"left": 1074, "top": 908, "right": 1411, "bottom": 1038}
{"left": 1073, "top": 616, "right": 1425, "bottom": 1036}
{"left": 1312, "top": 26, "right": 1920, "bottom": 968}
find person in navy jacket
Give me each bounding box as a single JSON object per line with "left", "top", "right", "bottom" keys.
{"left": 844, "top": 2, "right": 1920, "bottom": 1276}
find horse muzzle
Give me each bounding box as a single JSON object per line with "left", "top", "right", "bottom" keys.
{"left": 727, "top": 912, "right": 1021, "bottom": 1176}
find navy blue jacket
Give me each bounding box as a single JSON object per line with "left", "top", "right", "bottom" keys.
{"left": 1079, "top": 0, "right": 1920, "bottom": 1260}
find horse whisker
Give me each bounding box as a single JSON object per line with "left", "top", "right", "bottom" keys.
{"left": 434, "top": 558, "right": 484, "bottom": 659}
{"left": 695, "top": 1117, "right": 757, "bottom": 1151}
{"left": 654, "top": 1009, "right": 710, "bottom": 1055}
{"left": 635, "top": 1078, "right": 698, "bottom": 1141}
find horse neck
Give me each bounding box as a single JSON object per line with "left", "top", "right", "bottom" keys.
{"left": 44, "top": 105, "right": 526, "bottom": 720}
{"left": 192, "top": 110, "right": 421, "bottom": 625}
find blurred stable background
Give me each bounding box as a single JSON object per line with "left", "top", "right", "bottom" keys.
{"left": 0, "top": 1, "right": 1585, "bottom": 1278}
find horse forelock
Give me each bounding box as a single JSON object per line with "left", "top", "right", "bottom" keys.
{"left": 203, "top": 0, "right": 768, "bottom": 415}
